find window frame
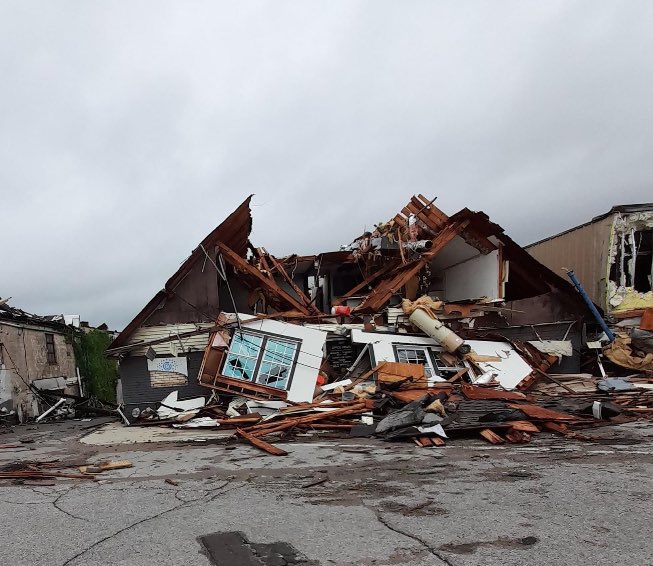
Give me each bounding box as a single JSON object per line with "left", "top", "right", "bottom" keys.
{"left": 45, "top": 333, "right": 57, "bottom": 365}
{"left": 392, "top": 344, "right": 467, "bottom": 382}
{"left": 221, "top": 329, "right": 301, "bottom": 392}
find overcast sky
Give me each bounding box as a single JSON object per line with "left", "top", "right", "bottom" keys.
{"left": 2, "top": 1, "right": 653, "bottom": 329}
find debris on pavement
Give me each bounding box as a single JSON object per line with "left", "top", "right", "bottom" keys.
{"left": 79, "top": 460, "right": 133, "bottom": 474}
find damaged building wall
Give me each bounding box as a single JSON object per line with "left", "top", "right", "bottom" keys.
{"left": 119, "top": 351, "right": 207, "bottom": 421}
{"left": 608, "top": 210, "right": 653, "bottom": 314}
{"left": 527, "top": 204, "right": 653, "bottom": 316}
{"left": 527, "top": 215, "right": 613, "bottom": 308}
{"left": 0, "top": 322, "right": 78, "bottom": 420}
{"left": 114, "top": 323, "right": 214, "bottom": 420}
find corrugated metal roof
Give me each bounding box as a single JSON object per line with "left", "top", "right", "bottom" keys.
{"left": 127, "top": 323, "right": 215, "bottom": 356}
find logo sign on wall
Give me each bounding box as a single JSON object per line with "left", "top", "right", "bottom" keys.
{"left": 147, "top": 357, "right": 189, "bottom": 377}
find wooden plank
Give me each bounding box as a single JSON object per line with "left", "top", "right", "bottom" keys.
{"left": 447, "top": 368, "right": 469, "bottom": 383}
{"left": 507, "top": 403, "right": 578, "bottom": 421}
{"left": 461, "top": 384, "right": 528, "bottom": 401}
{"left": 215, "top": 414, "right": 263, "bottom": 426}
{"left": 217, "top": 242, "right": 311, "bottom": 315}
{"left": 403, "top": 203, "right": 441, "bottom": 233}
{"left": 236, "top": 428, "right": 288, "bottom": 456}
{"left": 506, "top": 420, "right": 541, "bottom": 433}
{"left": 479, "top": 429, "right": 505, "bottom": 444}
{"left": 416, "top": 194, "right": 449, "bottom": 225}
{"left": 79, "top": 460, "right": 133, "bottom": 474}
{"left": 201, "top": 377, "right": 288, "bottom": 401}
{"left": 247, "top": 404, "right": 367, "bottom": 437}
{"left": 431, "top": 437, "right": 446, "bottom": 447}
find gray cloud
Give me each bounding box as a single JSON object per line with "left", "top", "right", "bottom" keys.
{"left": 2, "top": 1, "right": 652, "bottom": 329}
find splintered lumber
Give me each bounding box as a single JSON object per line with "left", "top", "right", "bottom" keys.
{"left": 506, "top": 421, "right": 541, "bottom": 433}
{"left": 333, "top": 260, "right": 401, "bottom": 306}
{"left": 247, "top": 403, "right": 367, "bottom": 438}
{"left": 461, "top": 384, "right": 528, "bottom": 401}
{"left": 542, "top": 422, "right": 570, "bottom": 435}
{"left": 215, "top": 414, "right": 263, "bottom": 426}
{"left": 507, "top": 403, "right": 578, "bottom": 421}
{"left": 532, "top": 368, "right": 577, "bottom": 394}
{"left": 447, "top": 368, "right": 469, "bottom": 383}
{"left": 236, "top": 428, "right": 288, "bottom": 456}
{"left": 505, "top": 430, "right": 531, "bottom": 443}
{"left": 480, "top": 429, "right": 505, "bottom": 444}
{"left": 79, "top": 460, "right": 133, "bottom": 474}
{"left": 0, "top": 471, "right": 93, "bottom": 480}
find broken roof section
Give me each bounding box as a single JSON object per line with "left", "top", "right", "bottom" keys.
{"left": 110, "top": 192, "right": 591, "bottom": 356}
{"left": 0, "top": 299, "right": 73, "bottom": 332}
{"left": 334, "top": 194, "right": 584, "bottom": 315}
{"left": 109, "top": 195, "right": 254, "bottom": 350}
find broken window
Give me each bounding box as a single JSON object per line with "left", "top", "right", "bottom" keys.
{"left": 394, "top": 346, "right": 436, "bottom": 379}
{"left": 610, "top": 229, "right": 653, "bottom": 293}
{"left": 222, "top": 331, "right": 299, "bottom": 390}
{"left": 393, "top": 345, "right": 466, "bottom": 380}
{"left": 45, "top": 333, "right": 57, "bottom": 365}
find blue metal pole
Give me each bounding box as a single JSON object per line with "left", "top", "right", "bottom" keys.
{"left": 565, "top": 269, "right": 616, "bottom": 343}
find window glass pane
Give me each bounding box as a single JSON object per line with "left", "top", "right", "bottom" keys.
{"left": 222, "top": 332, "right": 262, "bottom": 382}
{"left": 231, "top": 333, "right": 262, "bottom": 356}
{"left": 256, "top": 339, "right": 297, "bottom": 390}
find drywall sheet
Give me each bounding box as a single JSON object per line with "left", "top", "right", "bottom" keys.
{"left": 444, "top": 250, "right": 500, "bottom": 302}
{"left": 466, "top": 339, "right": 532, "bottom": 390}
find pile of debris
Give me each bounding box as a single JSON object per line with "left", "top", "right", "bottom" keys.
{"left": 109, "top": 194, "right": 653, "bottom": 454}
{"left": 131, "top": 296, "right": 653, "bottom": 455}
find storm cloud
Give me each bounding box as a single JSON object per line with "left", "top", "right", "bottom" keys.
{"left": 2, "top": 1, "right": 652, "bottom": 329}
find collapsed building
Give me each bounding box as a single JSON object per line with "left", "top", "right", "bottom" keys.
{"left": 108, "top": 195, "right": 598, "bottom": 421}
{"left": 0, "top": 300, "right": 81, "bottom": 421}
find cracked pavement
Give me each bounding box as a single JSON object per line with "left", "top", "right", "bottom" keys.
{"left": 0, "top": 418, "right": 652, "bottom": 565}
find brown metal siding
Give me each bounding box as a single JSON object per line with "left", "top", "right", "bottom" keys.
{"left": 526, "top": 215, "right": 614, "bottom": 308}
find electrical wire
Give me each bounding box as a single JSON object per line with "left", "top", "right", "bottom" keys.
{"left": 200, "top": 244, "right": 242, "bottom": 336}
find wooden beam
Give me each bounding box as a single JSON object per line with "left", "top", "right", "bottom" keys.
{"left": 266, "top": 253, "right": 322, "bottom": 316}
{"left": 236, "top": 428, "right": 288, "bottom": 456}
{"left": 353, "top": 221, "right": 467, "bottom": 313}
{"left": 332, "top": 261, "right": 401, "bottom": 306}
{"left": 217, "top": 242, "right": 311, "bottom": 315}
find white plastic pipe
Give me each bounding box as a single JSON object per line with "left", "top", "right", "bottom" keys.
{"left": 408, "top": 309, "right": 466, "bottom": 353}
{"left": 36, "top": 397, "right": 65, "bottom": 422}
